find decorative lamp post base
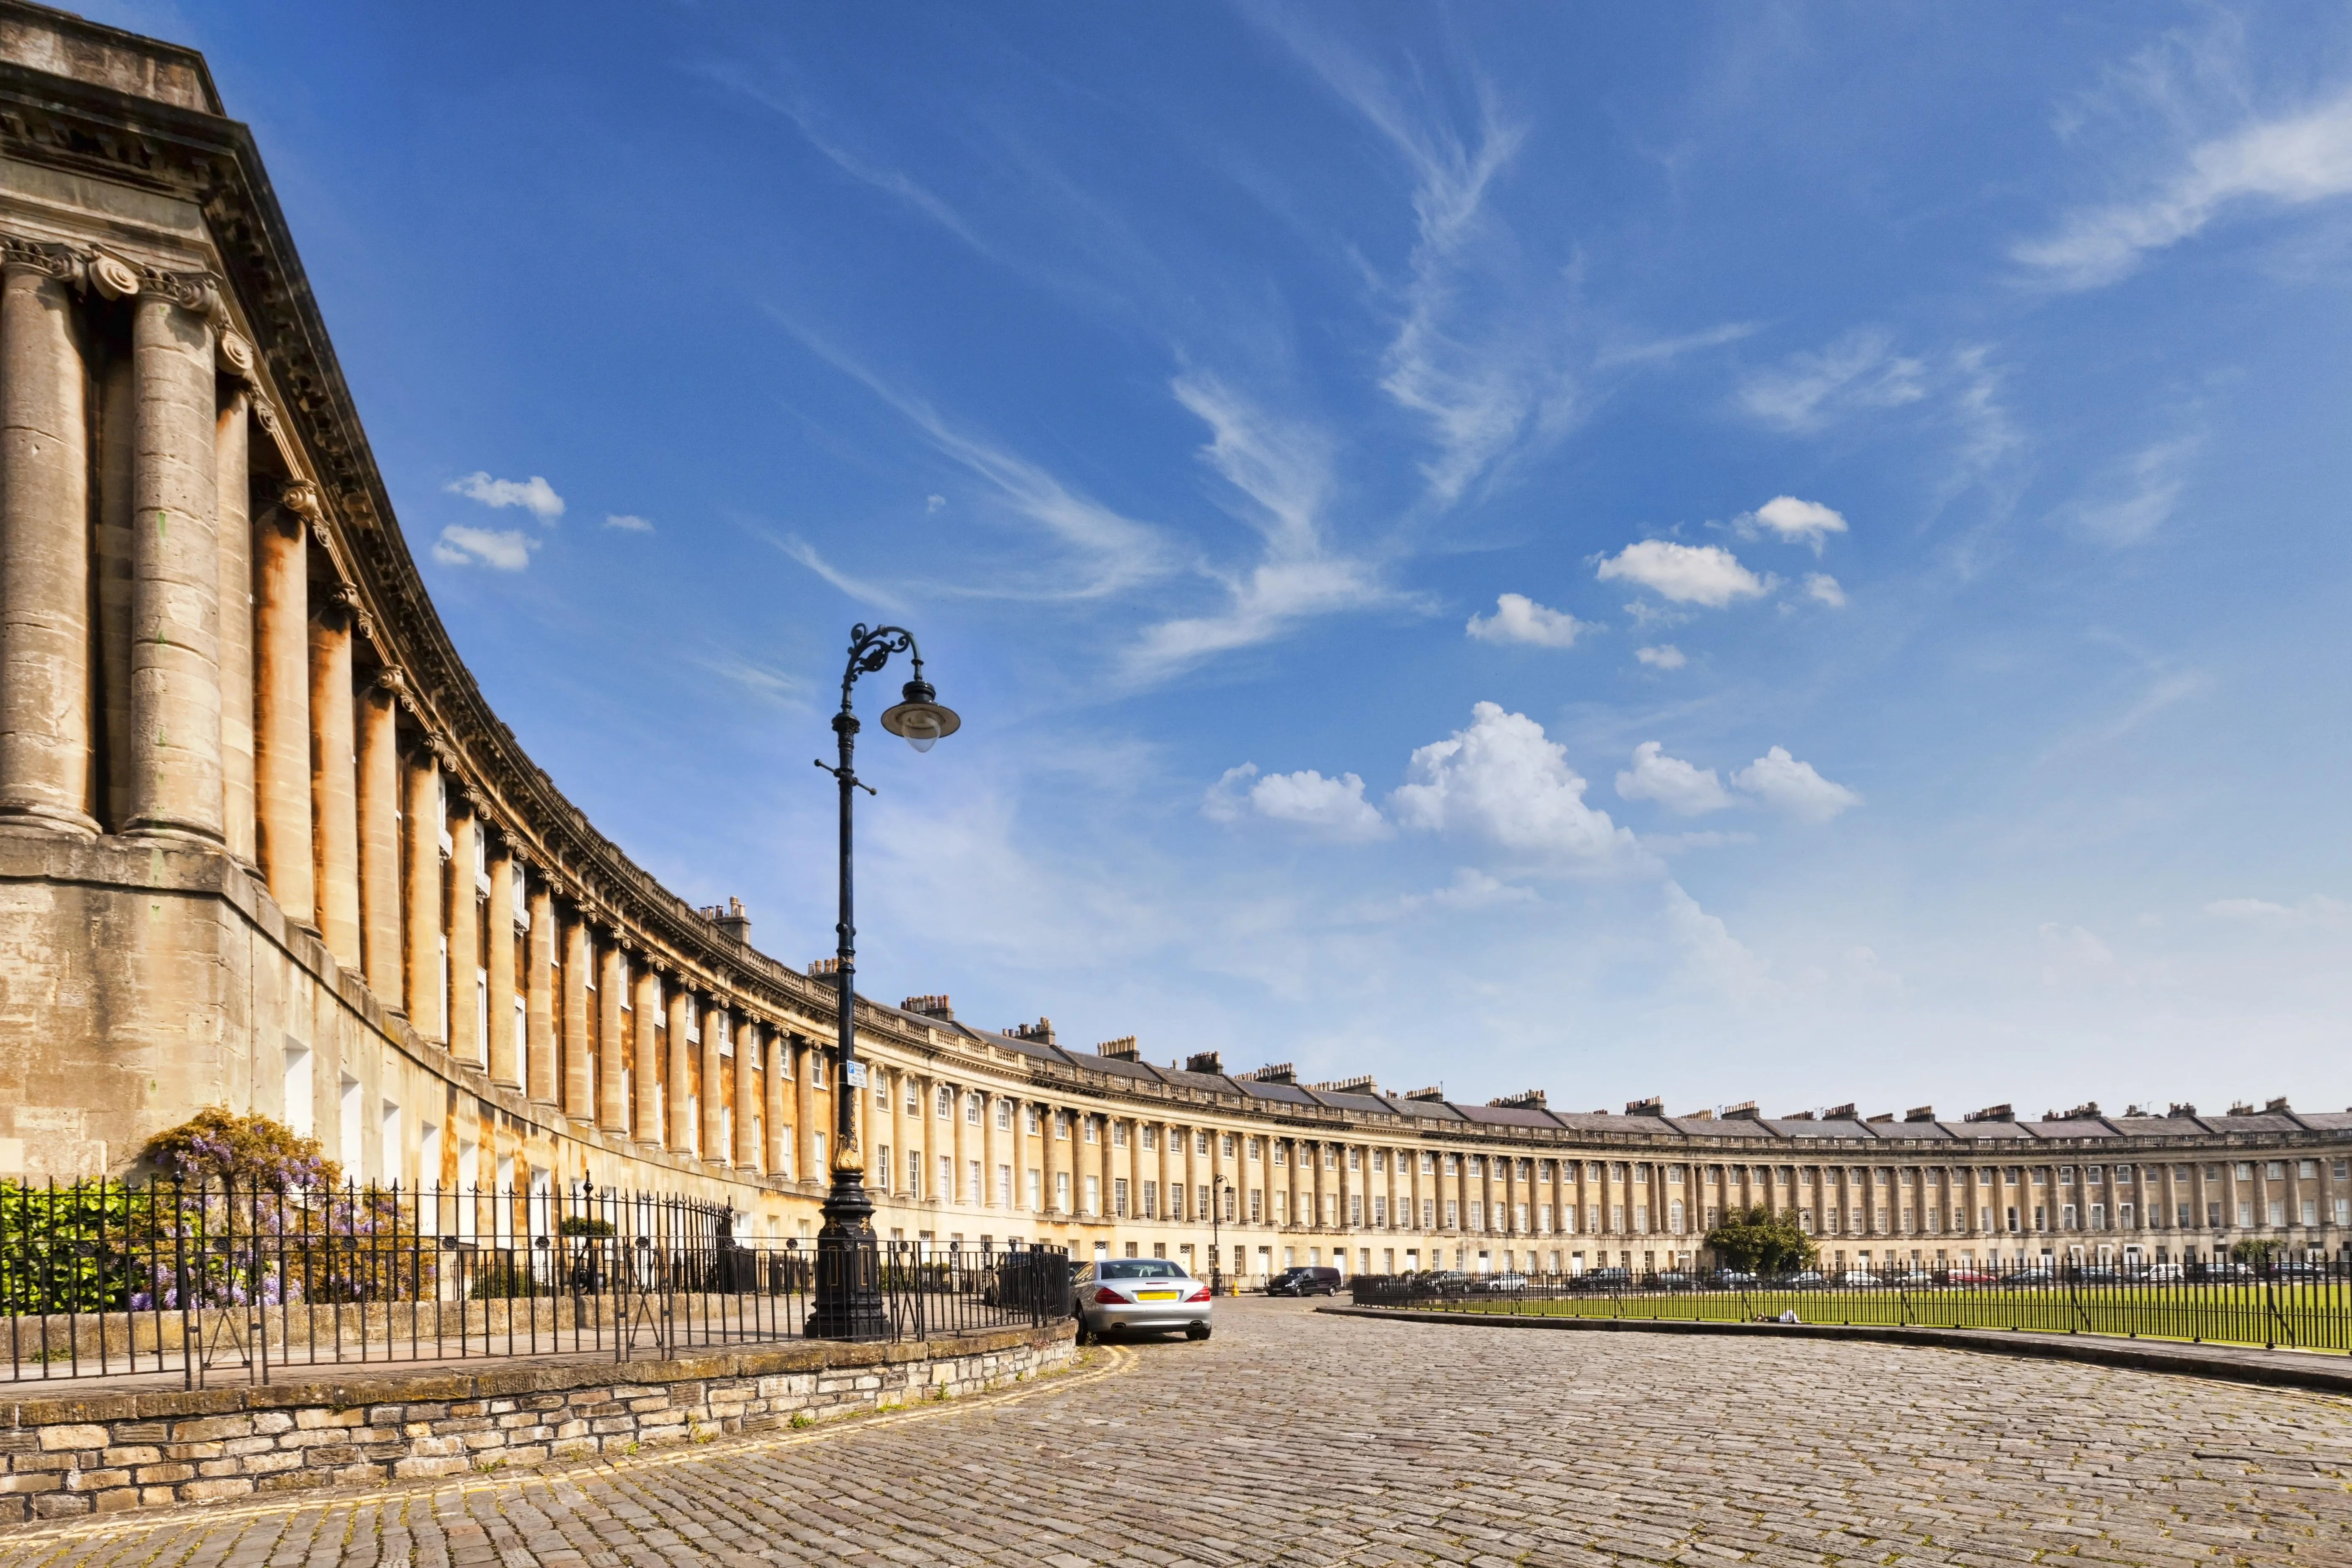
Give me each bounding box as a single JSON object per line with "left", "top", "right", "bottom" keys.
{"left": 806, "top": 1173, "right": 887, "bottom": 1340}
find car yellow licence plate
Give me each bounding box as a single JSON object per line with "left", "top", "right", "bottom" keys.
{"left": 1134, "top": 1290, "right": 1179, "bottom": 1300}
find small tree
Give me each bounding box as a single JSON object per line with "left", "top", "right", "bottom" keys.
{"left": 143, "top": 1106, "right": 339, "bottom": 1191}
{"left": 1705, "top": 1205, "right": 1818, "bottom": 1274}
{"left": 2230, "top": 1236, "right": 2285, "bottom": 1267}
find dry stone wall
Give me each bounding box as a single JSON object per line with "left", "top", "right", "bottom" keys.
{"left": 0, "top": 1322, "right": 1073, "bottom": 1522}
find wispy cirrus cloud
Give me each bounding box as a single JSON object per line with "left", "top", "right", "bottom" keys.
{"left": 774, "top": 317, "right": 1173, "bottom": 602}
{"left": 765, "top": 532, "right": 908, "bottom": 613}
{"left": 1252, "top": 13, "right": 1578, "bottom": 508}
{"left": 1126, "top": 371, "right": 1403, "bottom": 680}
{"left": 2017, "top": 92, "right": 2352, "bottom": 289}
{"left": 1737, "top": 330, "right": 1926, "bottom": 433}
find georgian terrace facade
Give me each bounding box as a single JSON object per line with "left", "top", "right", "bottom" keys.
{"left": 841, "top": 1020, "right": 2352, "bottom": 1280}
{"left": 0, "top": 3, "right": 2347, "bottom": 1280}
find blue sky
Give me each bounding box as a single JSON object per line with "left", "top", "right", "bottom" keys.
{"left": 112, "top": 1, "right": 2352, "bottom": 1116}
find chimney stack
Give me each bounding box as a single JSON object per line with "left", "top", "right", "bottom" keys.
{"left": 1488, "top": 1089, "right": 1548, "bottom": 1110}
{"left": 1096, "top": 1035, "right": 1139, "bottom": 1061}
{"left": 1625, "top": 1096, "right": 1665, "bottom": 1117}
{"left": 701, "top": 897, "right": 750, "bottom": 944}
{"left": 1184, "top": 1050, "right": 1224, "bottom": 1075}
{"left": 1006, "top": 1017, "right": 1055, "bottom": 1046}
{"left": 1242, "top": 1063, "right": 1295, "bottom": 1085}
{"left": 901, "top": 994, "right": 954, "bottom": 1021}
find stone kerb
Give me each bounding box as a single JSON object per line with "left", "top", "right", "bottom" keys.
{"left": 0, "top": 1322, "right": 1075, "bottom": 1523}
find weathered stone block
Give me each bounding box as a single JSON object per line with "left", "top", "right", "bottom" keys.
{"left": 35, "top": 1424, "right": 107, "bottom": 1451}
{"left": 177, "top": 1477, "right": 254, "bottom": 1501}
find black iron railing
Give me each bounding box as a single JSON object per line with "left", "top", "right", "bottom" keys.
{"left": 0, "top": 1179, "right": 1068, "bottom": 1385}
{"left": 1349, "top": 1258, "right": 2352, "bottom": 1353}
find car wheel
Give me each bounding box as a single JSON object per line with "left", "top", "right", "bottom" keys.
{"left": 1074, "top": 1321, "right": 1095, "bottom": 1346}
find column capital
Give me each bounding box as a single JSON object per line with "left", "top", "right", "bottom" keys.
{"left": 136, "top": 261, "right": 224, "bottom": 319}
{"left": 0, "top": 235, "right": 83, "bottom": 284}
{"left": 217, "top": 329, "right": 257, "bottom": 379}
{"left": 280, "top": 480, "right": 324, "bottom": 523}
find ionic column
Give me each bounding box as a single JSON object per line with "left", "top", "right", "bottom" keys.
{"left": 664, "top": 988, "right": 694, "bottom": 1150}
{"left": 700, "top": 1003, "right": 727, "bottom": 1163}
{"left": 794, "top": 1038, "right": 816, "bottom": 1184}
{"left": 253, "top": 498, "right": 312, "bottom": 922}
{"left": 0, "top": 245, "right": 95, "bottom": 833}
{"left": 125, "top": 277, "right": 222, "bottom": 843}
{"left": 447, "top": 805, "right": 482, "bottom": 1065}
{"left": 598, "top": 944, "right": 627, "bottom": 1132}
{"left": 632, "top": 964, "right": 662, "bottom": 1145}
{"left": 356, "top": 671, "right": 403, "bottom": 1006}
{"left": 401, "top": 745, "right": 443, "bottom": 1041}
{"left": 213, "top": 380, "right": 253, "bottom": 865}
{"left": 763, "top": 1028, "right": 788, "bottom": 1176}
{"left": 887, "top": 1067, "right": 907, "bottom": 1195}
{"left": 525, "top": 880, "right": 556, "bottom": 1103}
{"left": 308, "top": 596, "right": 360, "bottom": 969}
{"left": 560, "top": 913, "right": 591, "bottom": 1120}
{"left": 734, "top": 1016, "right": 760, "bottom": 1169}
{"left": 486, "top": 844, "right": 518, "bottom": 1087}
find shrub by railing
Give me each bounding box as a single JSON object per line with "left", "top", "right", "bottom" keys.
{"left": 0, "top": 1179, "right": 1069, "bottom": 1385}
{"left": 1349, "top": 1259, "right": 2352, "bottom": 1353}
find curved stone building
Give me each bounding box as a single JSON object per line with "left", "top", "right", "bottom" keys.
{"left": 0, "top": 3, "right": 2344, "bottom": 1280}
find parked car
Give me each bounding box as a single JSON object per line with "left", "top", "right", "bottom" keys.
{"left": 1265, "top": 1266, "right": 1342, "bottom": 1297}
{"left": 2138, "top": 1263, "right": 2185, "bottom": 1282}
{"left": 1837, "top": 1270, "right": 1879, "bottom": 1287}
{"left": 1480, "top": 1271, "right": 1530, "bottom": 1293}
{"left": 1575, "top": 1267, "right": 1634, "bottom": 1292}
{"left": 1655, "top": 1270, "right": 1697, "bottom": 1292}
{"left": 1781, "top": 1270, "right": 1827, "bottom": 1289}
{"left": 1074, "top": 1258, "right": 1212, "bottom": 1341}
{"left": 1710, "top": 1269, "right": 1759, "bottom": 1287}
{"left": 1940, "top": 1268, "right": 1996, "bottom": 1287}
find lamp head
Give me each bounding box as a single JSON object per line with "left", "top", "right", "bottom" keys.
{"left": 879, "top": 676, "right": 960, "bottom": 753}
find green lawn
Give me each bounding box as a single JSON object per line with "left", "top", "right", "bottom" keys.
{"left": 1405, "top": 1285, "right": 2351, "bottom": 1353}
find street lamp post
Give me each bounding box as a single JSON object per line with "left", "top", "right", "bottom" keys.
{"left": 805, "top": 624, "right": 959, "bottom": 1341}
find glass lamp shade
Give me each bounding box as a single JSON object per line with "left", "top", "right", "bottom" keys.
{"left": 879, "top": 681, "right": 960, "bottom": 753}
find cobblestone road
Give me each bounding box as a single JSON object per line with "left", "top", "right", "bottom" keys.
{"left": 3, "top": 1299, "right": 2349, "bottom": 1567}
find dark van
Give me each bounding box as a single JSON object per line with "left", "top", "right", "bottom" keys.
{"left": 1265, "top": 1266, "right": 1343, "bottom": 1297}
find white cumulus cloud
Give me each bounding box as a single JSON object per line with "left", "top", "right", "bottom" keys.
{"left": 431, "top": 524, "right": 536, "bottom": 571}
{"left": 1390, "top": 702, "right": 1639, "bottom": 867}
{"left": 446, "top": 471, "right": 565, "bottom": 522}
{"left": 1466, "top": 592, "right": 1591, "bottom": 648}
{"left": 1203, "top": 763, "right": 1390, "bottom": 842}
{"left": 1635, "top": 644, "right": 1686, "bottom": 670}
{"left": 1803, "top": 573, "right": 1847, "bottom": 608}
{"left": 2016, "top": 93, "right": 2352, "bottom": 289}
{"left": 1745, "top": 495, "right": 1849, "bottom": 552}
{"left": 1616, "top": 741, "right": 1733, "bottom": 815}
{"left": 1730, "top": 746, "right": 1862, "bottom": 822}
{"left": 1596, "top": 541, "right": 1770, "bottom": 607}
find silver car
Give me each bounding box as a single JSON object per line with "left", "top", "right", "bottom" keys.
{"left": 1075, "top": 1258, "right": 1212, "bottom": 1342}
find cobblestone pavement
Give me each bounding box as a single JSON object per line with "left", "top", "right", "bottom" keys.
{"left": 3, "top": 1298, "right": 2349, "bottom": 1567}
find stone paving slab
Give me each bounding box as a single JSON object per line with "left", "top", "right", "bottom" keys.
{"left": 1320, "top": 1304, "right": 2352, "bottom": 1396}
{"left": 1, "top": 1298, "right": 2348, "bottom": 1566}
